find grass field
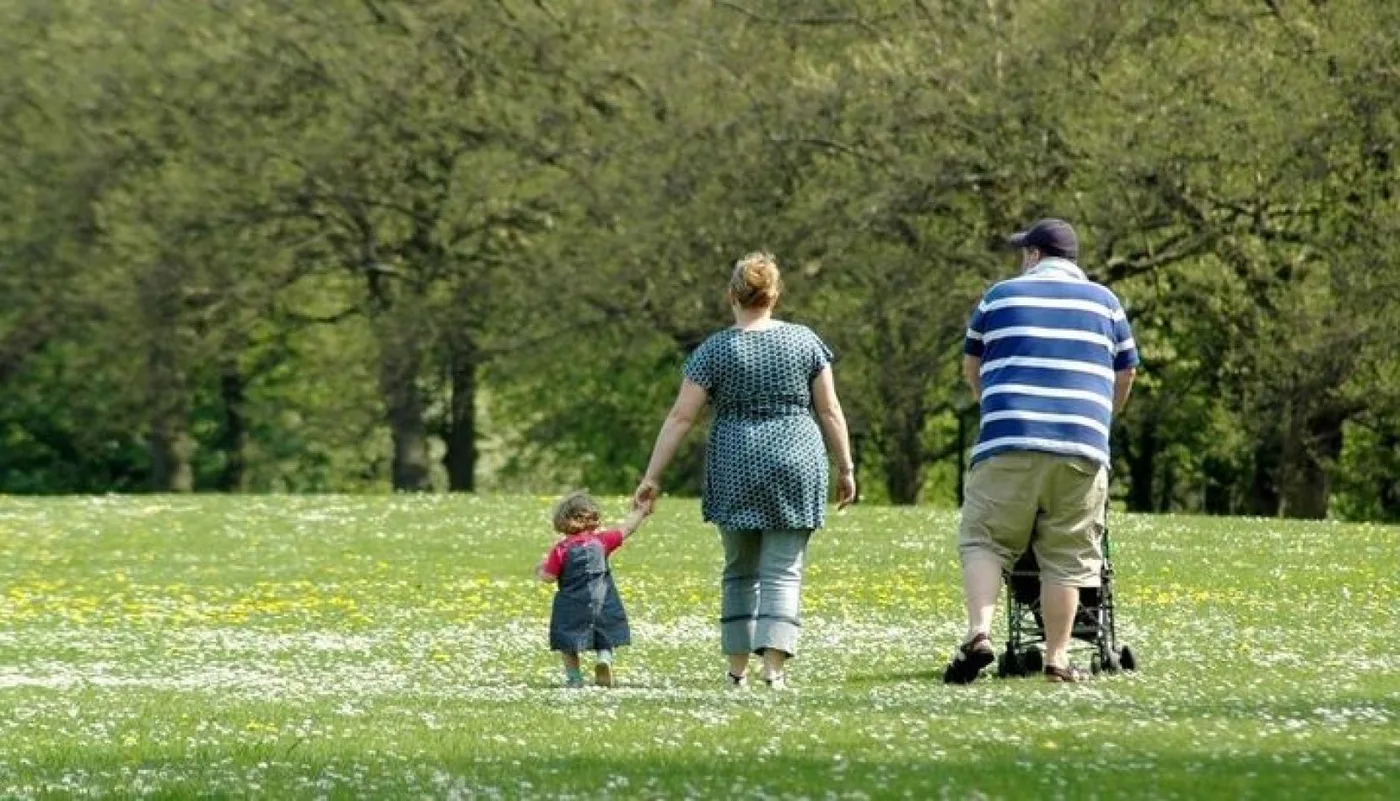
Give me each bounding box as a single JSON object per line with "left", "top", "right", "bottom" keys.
{"left": 0, "top": 495, "right": 1396, "bottom": 799}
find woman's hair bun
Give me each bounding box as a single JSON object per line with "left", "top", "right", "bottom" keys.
{"left": 729, "top": 251, "right": 782, "bottom": 309}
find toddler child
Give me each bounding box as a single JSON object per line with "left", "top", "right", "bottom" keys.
{"left": 536, "top": 492, "right": 651, "bottom": 687}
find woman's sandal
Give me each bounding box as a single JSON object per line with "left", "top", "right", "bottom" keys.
{"left": 1044, "top": 664, "right": 1090, "bottom": 683}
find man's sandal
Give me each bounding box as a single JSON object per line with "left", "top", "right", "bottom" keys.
{"left": 942, "top": 632, "right": 995, "bottom": 685}
{"left": 1044, "top": 664, "right": 1090, "bottom": 683}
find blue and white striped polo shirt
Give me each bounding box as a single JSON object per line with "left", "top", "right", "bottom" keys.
{"left": 964, "top": 258, "right": 1139, "bottom": 467}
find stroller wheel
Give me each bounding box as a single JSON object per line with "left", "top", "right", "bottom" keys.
{"left": 1019, "top": 647, "right": 1044, "bottom": 674}
{"left": 1091, "top": 648, "right": 1121, "bottom": 675}
{"left": 996, "top": 648, "right": 1023, "bottom": 678}
{"left": 1119, "top": 645, "right": 1137, "bottom": 671}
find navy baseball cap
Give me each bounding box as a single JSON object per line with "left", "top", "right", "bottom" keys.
{"left": 1007, "top": 218, "right": 1078, "bottom": 260}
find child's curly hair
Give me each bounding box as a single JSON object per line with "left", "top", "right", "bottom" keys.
{"left": 552, "top": 491, "right": 602, "bottom": 535}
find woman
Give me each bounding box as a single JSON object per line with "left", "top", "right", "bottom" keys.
{"left": 633, "top": 251, "right": 856, "bottom": 689}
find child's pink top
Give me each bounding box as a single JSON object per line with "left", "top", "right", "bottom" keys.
{"left": 539, "top": 529, "right": 625, "bottom": 580}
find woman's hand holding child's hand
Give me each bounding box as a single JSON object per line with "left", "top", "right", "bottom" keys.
{"left": 620, "top": 495, "right": 654, "bottom": 540}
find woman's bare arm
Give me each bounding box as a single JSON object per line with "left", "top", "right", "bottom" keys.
{"left": 638, "top": 379, "right": 709, "bottom": 495}
{"left": 812, "top": 365, "right": 857, "bottom": 508}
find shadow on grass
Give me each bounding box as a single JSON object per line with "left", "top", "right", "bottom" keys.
{"left": 839, "top": 668, "right": 945, "bottom": 685}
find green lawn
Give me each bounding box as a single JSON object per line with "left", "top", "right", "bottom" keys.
{"left": 0, "top": 495, "right": 1396, "bottom": 799}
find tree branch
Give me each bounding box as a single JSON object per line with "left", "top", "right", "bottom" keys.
{"left": 1098, "top": 231, "right": 1217, "bottom": 285}
{"left": 713, "top": 0, "right": 891, "bottom": 32}
{"left": 284, "top": 307, "right": 362, "bottom": 326}
{"left": 774, "top": 136, "right": 887, "bottom": 166}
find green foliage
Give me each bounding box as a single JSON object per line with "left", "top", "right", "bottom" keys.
{"left": 484, "top": 323, "right": 702, "bottom": 495}
{"left": 1, "top": 0, "right": 1398, "bottom": 518}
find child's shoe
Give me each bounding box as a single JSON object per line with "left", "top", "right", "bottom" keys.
{"left": 761, "top": 669, "right": 786, "bottom": 691}
{"left": 726, "top": 670, "right": 748, "bottom": 689}
{"left": 594, "top": 649, "right": 615, "bottom": 687}
{"left": 564, "top": 667, "right": 585, "bottom": 688}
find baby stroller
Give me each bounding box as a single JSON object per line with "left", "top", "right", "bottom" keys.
{"left": 995, "top": 518, "right": 1138, "bottom": 677}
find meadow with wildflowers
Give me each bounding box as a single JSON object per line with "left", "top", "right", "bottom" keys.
{"left": 0, "top": 495, "right": 1396, "bottom": 799}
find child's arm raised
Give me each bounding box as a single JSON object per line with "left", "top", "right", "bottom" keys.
{"left": 618, "top": 499, "right": 653, "bottom": 541}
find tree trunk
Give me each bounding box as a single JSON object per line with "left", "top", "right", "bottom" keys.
{"left": 1278, "top": 411, "right": 1346, "bottom": 519}
{"left": 379, "top": 328, "right": 433, "bottom": 492}
{"left": 148, "top": 409, "right": 194, "bottom": 492}
{"left": 1157, "top": 459, "right": 1176, "bottom": 512}
{"left": 444, "top": 341, "right": 478, "bottom": 492}
{"left": 1202, "top": 455, "right": 1234, "bottom": 515}
{"left": 1377, "top": 430, "right": 1400, "bottom": 521}
{"left": 1124, "top": 417, "right": 1157, "bottom": 513}
{"left": 1247, "top": 436, "right": 1282, "bottom": 517}
{"left": 1277, "top": 458, "right": 1329, "bottom": 519}
{"left": 216, "top": 359, "right": 249, "bottom": 492}
{"left": 884, "top": 450, "right": 923, "bottom": 505}
{"left": 881, "top": 407, "right": 925, "bottom": 505}
{"left": 142, "top": 265, "right": 194, "bottom": 493}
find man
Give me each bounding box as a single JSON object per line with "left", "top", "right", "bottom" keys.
{"left": 944, "top": 218, "right": 1138, "bottom": 684}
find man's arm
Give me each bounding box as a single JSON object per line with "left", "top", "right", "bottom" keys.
{"left": 963, "top": 355, "right": 983, "bottom": 403}
{"left": 962, "top": 295, "right": 987, "bottom": 404}
{"left": 1113, "top": 367, "right": 1136, "bottom": 414}
{"left": 1109, "top": 294, "right": 1138, "bottom": 414}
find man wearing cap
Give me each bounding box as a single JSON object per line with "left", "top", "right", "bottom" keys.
{"left": 943, "top": 218, "right": 1138, "bottom": 684}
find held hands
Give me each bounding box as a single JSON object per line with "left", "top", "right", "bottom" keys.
{"left": 624, "top": 482, "right": 656, "bottom": 538}
{"left": 632, "top": 478, "right": 659, "bottom": 513}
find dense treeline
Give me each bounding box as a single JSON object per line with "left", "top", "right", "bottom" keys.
{"left": 2, "top": 0, "right": 1398, "bottom": 519}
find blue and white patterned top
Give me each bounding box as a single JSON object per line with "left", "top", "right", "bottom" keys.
{"left": 964, "top": 258, "right": 1139, "bottom": 467}
{"left": 684, "top": 322, "right": 835, "bottom": 531}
